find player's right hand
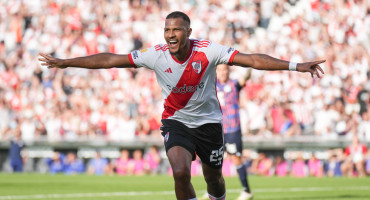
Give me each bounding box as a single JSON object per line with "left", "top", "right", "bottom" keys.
{"left": 39, "top": 53, "right": 67, "bottom": 69}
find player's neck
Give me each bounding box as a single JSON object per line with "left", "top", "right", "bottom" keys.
{"left": 174, "top": 40, "right": 191, "bottom": 62}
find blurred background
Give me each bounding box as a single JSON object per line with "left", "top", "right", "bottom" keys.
{"left": 0, "top": 0, "right": 369, "bottom": 178}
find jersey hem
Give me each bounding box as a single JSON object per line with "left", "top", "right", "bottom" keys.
{"left": 167, "top": 117, "right": 223, "bottom": 128}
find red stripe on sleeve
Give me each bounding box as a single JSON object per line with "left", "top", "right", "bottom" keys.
{"left": 228, "top": 50, "right": 239, "bottom": 65}
{"left": 128, "top": 53, "right": 137, "bottom": 68}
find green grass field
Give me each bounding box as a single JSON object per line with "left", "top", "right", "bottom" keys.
{"left": 0, "top": 174, "right": 369, "bottom": 200}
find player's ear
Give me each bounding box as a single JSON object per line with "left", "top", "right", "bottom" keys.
{"left": 187, "top": 28, "right": 192, "bottom": 37}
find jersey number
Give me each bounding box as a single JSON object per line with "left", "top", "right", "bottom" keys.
{"left": 210, "top": 146, "right": 224, "bottom": 165}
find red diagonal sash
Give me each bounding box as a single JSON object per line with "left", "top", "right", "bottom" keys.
{"left": 162, "top": 51, "right": 209, "bottom": 119}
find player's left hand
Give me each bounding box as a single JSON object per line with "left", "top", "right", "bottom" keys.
{"left": 297, "top": 60, "right": 325, "bottom": 78}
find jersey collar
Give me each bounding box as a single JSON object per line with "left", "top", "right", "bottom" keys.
{"left": 170, "top": 39, "right": 194, "bottom": 64}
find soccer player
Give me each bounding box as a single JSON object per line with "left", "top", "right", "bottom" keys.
{"left": 216, "top": 64, "right": 253, "bottom": 200}
{"left": 39, "top": 11, "right": 325, "bottom": 200}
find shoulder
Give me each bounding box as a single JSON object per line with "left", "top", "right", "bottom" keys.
{"left": 193, "top": 40, "right": 236, "bottom": 57}
{"left": 153, "top": 44, "right": 169, "bottom": 52}
{"left": 192, "top": 39, "right": 211, "bottom": 49}
{"left": 133, "top": 44, "right": 168, "bottom": 55}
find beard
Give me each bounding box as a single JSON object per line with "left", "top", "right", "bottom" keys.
{"left": 169, "top": 49, "right": 179, "bottom": 55}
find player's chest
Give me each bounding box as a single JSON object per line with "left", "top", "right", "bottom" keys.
{"left": 156, "top": 52, "right": 210, "bottom": 83}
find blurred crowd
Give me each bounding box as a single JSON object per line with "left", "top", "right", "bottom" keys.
{"left": 43, "top": 146, "right": 163, "bottom": 175}
{"left": 243, "top": 134, "right": 370, "bottom": 178}
{"left": 4, "top": 136, "right": 370, "bottom": 178}
{"left": 0, "top": 0, "right": 369, "bottom": 144}
{"left": 4, "top": 145, "right": 164, "bottom": 175}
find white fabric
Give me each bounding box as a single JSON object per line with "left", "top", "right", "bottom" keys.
{"left": 289, "top": 61, "right": 297, "bottom": 71}
{"left": 130, "top": 39, "right": 238, "bottom": 128}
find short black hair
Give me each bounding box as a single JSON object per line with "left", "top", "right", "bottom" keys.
{"left": 166, "top": 11, "right": 190, "bottom": 26}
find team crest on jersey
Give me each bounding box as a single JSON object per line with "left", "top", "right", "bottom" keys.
{"left": 191, "top": 60, "right": 202, "bottom": 74}
{"left": 164, "top": 132, "right": 169, "bottom": 142}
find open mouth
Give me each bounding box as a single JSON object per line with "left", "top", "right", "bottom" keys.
{"left": 168, "top": 40, "right": 178, "bottom": 48}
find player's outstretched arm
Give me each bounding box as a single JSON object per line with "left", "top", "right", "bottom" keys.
{"left": 232, "top": 53, "right": 325, "bottom": 78}
{"left": 39, "top": 53, "right": 133, "bottom": 69}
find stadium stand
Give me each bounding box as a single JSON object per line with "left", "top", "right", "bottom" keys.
{"left": 0, "top": 0, "right": 369, "bottom": 176}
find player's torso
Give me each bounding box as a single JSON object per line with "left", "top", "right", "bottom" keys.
{"left": 154, "top": 43, "right": 214, "bottom": 101}
{"left": 216, "top": 79, "right": 241, "bottom": 133}
{"left": 153, "top": 40, "right": 221, "bottom": 127}
{"left": 130, "top": 39, "right": 239, "bottom": 128}
{"left": 216, "top": 80, "right": 240, "bottom": 108}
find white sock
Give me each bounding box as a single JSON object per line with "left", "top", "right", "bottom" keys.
{"left": 187, "top": 198, "right": 197, "bottom": 200}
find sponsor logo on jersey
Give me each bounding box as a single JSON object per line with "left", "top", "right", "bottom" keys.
{"left": 227, "top": 47, "right": 234, "bottom": 54}
{"left": 165, "top": 68, "right": 173, "bottom": 73}
{"left": 132, "top": 50, "right": 138, "bottom": 59}
{"left": 140, "top": 48, "right": 148, "bottom": 53}
{"left": 191, "top": 60, "right": 202, "bottom": 74}
{"left": 166, "top": 82, "right": 204, "bottom": 94}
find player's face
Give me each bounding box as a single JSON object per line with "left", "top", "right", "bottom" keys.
{"left": 164, "top": 18, "right": 192, "bottom": 56}
{"left": 216, "top": 64, "right": 229, "bottom": 83}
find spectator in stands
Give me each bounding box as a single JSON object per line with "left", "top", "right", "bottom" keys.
{"left": 279, "top": 104, "right": 301, "bottom": 137}
{"left": 250, "top": 152, "right": 273, "bottom": 176}
{"left": 241, "top": 93, "right": 270, "bottom": 136}
{"left": 341, "top": 134, "right": 367, "bottom": 177}
{"left": 358, "top": 110, "right": 370, "bottom": 141}
{"left": 314, "top": 103, "right": 336, "bottom": 137}
{"left": 87, "top": 151, "right": 110, "bottom": 175}
{"left": 325, "top": 150, "right": 343, "bottom": 177}
{"left": 291, "top": 153, "right": 307, "bottom": 177}
{"left": 366, "top": 149, "right": 370, "bottom": 176}
{"left": 129, "top": 149, "right": 147, "bottom": 175}
{"left": 143, "top": 146, "right": 161, "bottom": 174}
{"left": 63, "top": 152, "right": 85, "bottom": 175}
{"left": 115, "top": 149, "right": 131, "bottom": 175}
{"left": 308, "top": 154, "right": 324, "bottom": 177}
{"left": 46, "top": 152, "right": 65, "bottom": 174}
{"left": 273, "top": 155, "right": 288, "bottom": 177}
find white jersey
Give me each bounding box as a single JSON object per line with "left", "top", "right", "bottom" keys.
{"left": 129, "top": 39, "right": 239, "bottom": 128}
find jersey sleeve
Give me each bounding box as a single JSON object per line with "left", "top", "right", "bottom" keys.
{"left": 128, "top": 46, "right": 157, "bottom": 70}
{"left": 208, "top": 42, "right": 239, "bottom": 66}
